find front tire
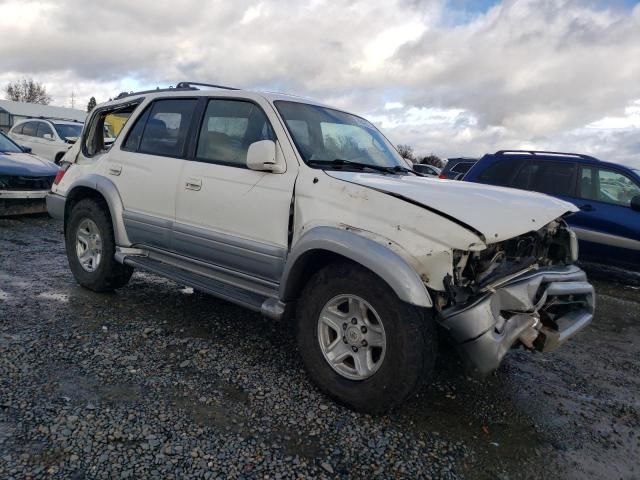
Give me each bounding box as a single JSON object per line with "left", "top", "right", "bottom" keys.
{"left": 65, "top": 198, "right": 133, "bottom": 292}
{"left": 296, "top": 263, "right": 437, "bottom": 414}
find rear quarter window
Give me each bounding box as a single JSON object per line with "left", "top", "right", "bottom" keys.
{"left": 513, "top": 160, "right": 577, "bottom": 196}
{"left": 22, "top": 122, "right": 38, "bottom": 137}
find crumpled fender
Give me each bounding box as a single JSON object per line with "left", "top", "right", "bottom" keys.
{"left": 280, "top": 225, "right": 433, "bottom": 308}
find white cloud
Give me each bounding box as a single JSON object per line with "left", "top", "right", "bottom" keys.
{"left": 241, "top": 3, "right": 265, "bottom": 24}
{"left": 0, "top": 0, "right": 638, "bottom": 165}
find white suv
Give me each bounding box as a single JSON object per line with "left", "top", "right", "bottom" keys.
{"left": 9, "top": 118, "right": 83, "bottom": 164}
{"left": 47, "top": 82, "right": 594, "bottom": 412}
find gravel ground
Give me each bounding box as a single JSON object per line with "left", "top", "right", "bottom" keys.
{"left": 1, "top": 215, "right": 638, "bottom": 479}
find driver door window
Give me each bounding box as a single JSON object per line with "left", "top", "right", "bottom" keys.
{"left": 320, "top": 122, "right": 388, "bottom": 165}
{"left": 196, "top": 99, "right": 275, "bottom": 167}
{"left": 579, "top": 167, "right": 640, "bottom": 207}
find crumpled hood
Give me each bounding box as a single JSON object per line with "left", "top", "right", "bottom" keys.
{"left": 0, "top": 151, "right": 59, "bottom": 177}
{"left": 327, "top": 172, "right": 578, "bottom": 244}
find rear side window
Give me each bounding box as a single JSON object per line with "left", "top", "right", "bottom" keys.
{"left": 477, "top": 159, "right": 526, "bottom": 186}
{"left": 36, "top": 123, "right": 54, "bottom": 138}
{"left": 513, "top": 161, "right": 576, "bottom": 196}
{"left": 123, "top": 109, "right": 151, "bottom": 151}
{"left": 22, "top": 121, "right": 38, "bottom": 137}
{"left": 12, "top": 124, "right": 24, "bottom": 134}
{"left": 196, "top": 100, "right": 275, "bottom": 167}
{"left": 137, "top": 99, "right": 197, "bottom": 157}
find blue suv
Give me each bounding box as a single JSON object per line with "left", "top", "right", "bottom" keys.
{"left": 463, "top": 150, "right": 640, "bottom": 270}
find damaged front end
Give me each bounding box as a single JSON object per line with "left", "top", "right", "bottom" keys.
{"left": 438, "top": 220, "right": 594, "bottom": 374}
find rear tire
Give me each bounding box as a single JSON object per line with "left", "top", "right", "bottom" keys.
{"left": 296, "top": 263, "right": 437, "bottom": 414}
{"left": 65, "top": 198, "right": 133, "bottom": 292}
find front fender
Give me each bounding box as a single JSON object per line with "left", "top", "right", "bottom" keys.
{"left": 280, "top": 226, "right": 433, "bottom": 308}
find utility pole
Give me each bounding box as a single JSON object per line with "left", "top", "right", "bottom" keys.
{"left": 70, "top": 90, "right": 75, "bottom": 109}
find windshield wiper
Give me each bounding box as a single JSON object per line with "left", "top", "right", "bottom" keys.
{"left": 307, "top": 159, "right": 419, "bottom": 175}
{"left": 390, "top": 165, "right": 426, "bottom": 176}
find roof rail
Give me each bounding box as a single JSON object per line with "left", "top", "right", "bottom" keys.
{"left": 494, "top": 150, "right": 600, "bottom": 161}
{"left": 114, "top": 86, "right": 196, "bottom": 100}
{"left": 113, "top": 82, "right": 241, "bottom": 101}
{"left": 175, "top": 81, "right": 240, "bottom": 91}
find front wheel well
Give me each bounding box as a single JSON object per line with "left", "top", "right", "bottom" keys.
{"left": 282, "top": 250, "right": 380, "bottom": 303}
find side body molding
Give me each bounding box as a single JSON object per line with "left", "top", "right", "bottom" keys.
{"left": 280, "top": 226, "right": 433, "bottom": 308}
{"left": 66, "top": 174, "right": 131, "bottom": 246}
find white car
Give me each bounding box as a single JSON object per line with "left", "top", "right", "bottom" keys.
{"left": 46, "top": 82, "right": 594, "bottom": 413}
{"left": 412, "top": 163, "right": 441, "bottom": 176}
{"left": 9, "top": 118, "right": 83, "bottom": 165}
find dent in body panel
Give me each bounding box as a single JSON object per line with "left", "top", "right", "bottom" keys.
{"left": 291, "top": 169, "right": 481, "bottom": 292}
{"left": 281, "top": 225, "right": 433, "bottom": 307}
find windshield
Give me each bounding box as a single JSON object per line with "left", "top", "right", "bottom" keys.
{"left": 0, "top": 131, "right": 23, "bottom": 153}
{"left": 53, "top": 123, "right": 83, "bottom": 140}
{"left": 275, "top": 101, "right": 405, "bottom": 169}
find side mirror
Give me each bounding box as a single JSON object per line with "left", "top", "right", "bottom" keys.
{"left": 43, "top": 133, "right": 54, "bottom": 140}
{"left": 631, "top": 195, "right": 640, "bottom": 212}
{"left": 246, "top": 140, "right": 284, "bottom": 173}
{"left": 21, "top": 145, "right": 32, "bottom": 153}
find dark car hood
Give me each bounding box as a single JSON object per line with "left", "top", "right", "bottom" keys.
{"left": 0, "top": 151, "right": 59, "bottom": 176}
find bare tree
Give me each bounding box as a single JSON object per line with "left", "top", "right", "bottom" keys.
{"left": 396, "top": 144, "right": 415, "bottom": 162}
{"left": 5, "top": 78, "right": 52, "bottom": 105}
{"left": 419, "top": 154, "right": 444, "bottom": 169}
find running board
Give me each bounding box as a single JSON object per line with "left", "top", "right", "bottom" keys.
{"left": 123, "top": 255, "right": 285, "bottom": 319}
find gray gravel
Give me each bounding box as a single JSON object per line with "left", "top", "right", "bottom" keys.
{"left": 1, "top": 215, "right": 639, "bottom": 479}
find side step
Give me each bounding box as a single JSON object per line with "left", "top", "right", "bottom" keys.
{"left": 123, "top": 255, "right": 284, "bottom": 318}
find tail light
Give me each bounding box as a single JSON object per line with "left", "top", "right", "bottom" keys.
{"left": 438, "top": 173, "right": 447, "bottom": 179}
{"left": 53, "top": 169, "right": 65, "bottom": 185}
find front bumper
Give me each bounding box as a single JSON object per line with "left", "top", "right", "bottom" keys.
{"left": 0, "top": 190, "right": 51, "bottom": 216}
{"left": 439, "top": 265, "right": 594, "bottom": 374}
{"left": 46, "top": 192, "right": 66, "bottom": 220}
{"left": 0, "top": 190, "right": 50, "bottom": 199}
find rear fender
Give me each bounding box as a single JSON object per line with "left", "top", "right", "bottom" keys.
{"left": 65, "top": 174, "right": 131, "bottom": 246}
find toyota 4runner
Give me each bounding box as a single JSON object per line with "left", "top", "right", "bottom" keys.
{"left": 47, "top": 82, "right": 594, "bottom": 413}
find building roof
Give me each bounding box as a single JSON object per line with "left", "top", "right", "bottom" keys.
{"left": 0, "top": 99, "right": 86, "bottom": 122}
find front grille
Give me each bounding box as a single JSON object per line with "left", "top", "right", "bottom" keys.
{"left": 0, "top": 175, "right": 55, "bottom": 191}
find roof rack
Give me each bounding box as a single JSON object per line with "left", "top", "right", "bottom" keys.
{"left": 175, "top": 81, "right": 240, "bottom": 91}
{"left": 494, "top": 150, "right": 600, "bottom": 161}
{"left": 114, "top": 81, "right": 241, "bottom": 100}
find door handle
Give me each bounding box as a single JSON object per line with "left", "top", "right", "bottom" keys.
{"left": 108, "top": 164, "right": 122, "bottom": 176}
{"left": 579, "top": 204, "right": 594, "bottom": 212}
{"left": 184, "top": 178, "right": 202, "bottom": 191}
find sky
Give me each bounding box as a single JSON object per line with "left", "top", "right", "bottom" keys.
{"left": 1, "top": 0, "right": 639, "bottom": 167}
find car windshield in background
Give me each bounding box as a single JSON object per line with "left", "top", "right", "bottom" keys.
{"left": 53, "top": 123, "right": 83, "bottom": 140}
{"left": 0, "top": 132, "right": 23, "bottom": 153}
{"left": 275, "top": 101, "right": 405, "bottom": 170}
